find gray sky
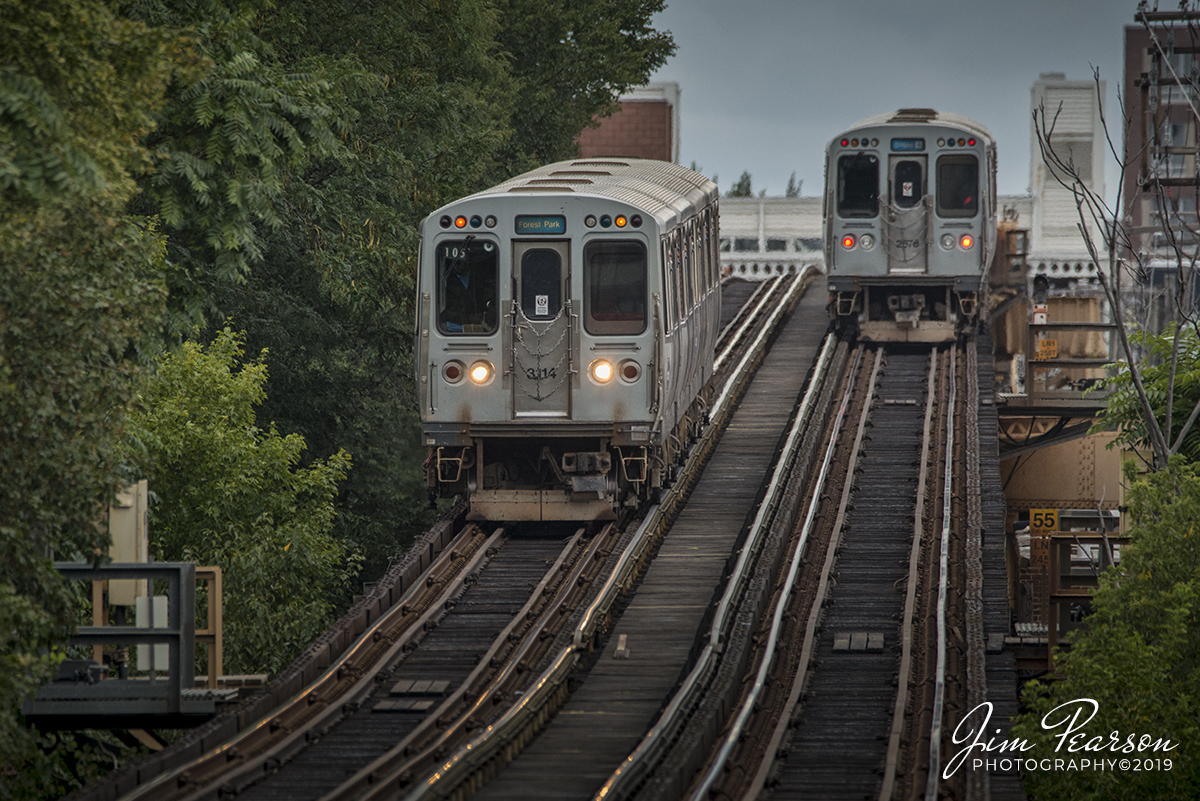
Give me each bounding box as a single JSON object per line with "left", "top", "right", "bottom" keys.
{"left": 649, "top": 0, "right": 1139, "bottom": 198}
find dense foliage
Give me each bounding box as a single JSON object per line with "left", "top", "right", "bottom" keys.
{"left": 1095, "top": 325, "right": 1200, "bottom": 463}
{"left": 124, "top": 330, "right": 356, "bottom": 675}
{"left": 3, "top": 0, "right": 673, "bottom": 792}
{"left": 1013, "top": 459, "right": 1200, "bottom": 799}
{"left": 1, "top": 0, "right": 177, "bottom": 789}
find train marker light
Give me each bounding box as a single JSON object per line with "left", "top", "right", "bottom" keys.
{"left": 585, "top": 215, "right": 598, "bottom": 228}
{"left": 469, "top": 361, "right": 494, "bottom": 385}
{"left": 941, "top": 233, "right": 956, "bottom": 250}
{"left": 841, "top": 234, "right": 856, "bottom": 249}
{"left": 485, "top": 215, "right": 498, "bottom": 228}
{"left": 443, "top": 361, "right": 465, "bottom": 383}
{"left": 859, "top": 233, "right": 875, "bottom": 250}
{"left": 968, "top": 138, "right": 976, "bottom": 146}
{"left": 631, "top": 214, "right": 643, "bottom": 228}
{"left": 615, "top": 215, "right": 627, "bottom": 228}
{"left": 440, "top": 215, "right": 452, "bottom": 228}
{"left": 589, "top": 359, "right": 615, "bottom": 384}
{"left": 469, "top": 215, "right": 483, "bottom": 228}
{"left": 619, "top": 360, "right": 641, "bottom": 383}
{"left": 454, "top": 216, "right": 468, "bottom": 228}
{"left": 960, "top": 234, "right": 974, "bottom": 249}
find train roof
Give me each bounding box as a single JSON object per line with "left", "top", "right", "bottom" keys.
{"left": 835, "top": 109, "right": 994, "bottom": 143}
{"left": 437, "top": 159, "right": 718, "bottom": 225}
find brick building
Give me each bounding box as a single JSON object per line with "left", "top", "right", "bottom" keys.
{"left": 577, "top": 82, "right": 679, "bottom": 163}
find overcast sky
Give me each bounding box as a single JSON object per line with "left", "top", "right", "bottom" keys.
{"left": 648, "top": 0, "right": 1140, "bottom": 199}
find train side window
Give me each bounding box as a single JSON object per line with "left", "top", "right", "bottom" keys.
{"left": 837, "top": 154, "right": 879, "bottom": 218}
{"left": 436, "top": 239, "right": 498, "bottom": 334}
{"left": 520, "top": 249, "right": 560, "bottom": 320}
{"left": 585, "top": 240, "right": 647, "bottom": 335}
{"left": 937, "top": 155, "right": 979, "bottom": 217}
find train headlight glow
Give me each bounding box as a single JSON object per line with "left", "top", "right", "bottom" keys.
{"left": 589, "top": 359, "right": 615, "bottom": 384}
{"left": 469, "top": 360, "right": 494, "bottom": 385}
{"left": 841, "top": 234, "right": 856, "bottom": 250}
{"left": 960, "top": 234, "right": 975, "bottom": 249}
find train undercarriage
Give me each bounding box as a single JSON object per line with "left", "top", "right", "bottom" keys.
{"left": 424, "top": 392, "right": 711, "bottom": 522}
{"left": 830, "top": 280, "right": 980, "bottom": 343}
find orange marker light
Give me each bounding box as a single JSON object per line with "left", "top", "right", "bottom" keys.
{"left": 841, "top": 235, "right": 856, "bottom": 249}
{"left": 615, "top": 215, "right": 627, "bottom": 228}
{"left": 454, "top": 216, "right": 468, "bottom": 228}
{"left": 960, "top": 235, "right": 974, "bottom": 249}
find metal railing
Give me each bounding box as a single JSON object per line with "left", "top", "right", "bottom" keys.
{"left": 24, "top": 562, "right": 198, "bottom": 719}
{"left": 1025, "top": 321, "right": 1118, "bottom": 405}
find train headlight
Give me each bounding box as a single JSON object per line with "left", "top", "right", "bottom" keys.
{"left": 589, "top": 359, "right": 615, "bottom": 384}
{"left": 841, "top": 234, "right": 856, "bottom": 250}
{"left": 443, "top": 360, "right": 466, "bottom": 384}
{"left": 960, "top": 234, "right": 975, "bottom": 249}
{"left": 618, "top": 360, "right": 641, "bottom": 383}
{"left": 940, "top": 234, "right": 956, "bottom": 250}
{"left": 469, "top": 360, "right": 495, "bottom": 385}
{"left": 859, "top": 234, "right": 875, "bottom": 250}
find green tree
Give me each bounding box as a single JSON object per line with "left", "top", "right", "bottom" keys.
{"left": 786, "top": 171, "right": 802, "bottom": 198}
{"left": 727, "top": 170, "right": 752, "bottom": 197}
{"left": 491, "top": 0, "right": 675, "bottom": 170}
{"left": 1095, "top": 324, "right": 1200, "bottom": 464}
{"left": 1, "top": 0, "right": 178, "bottom": 786}
{"left": 125, "top": 329, "right": 358, "bottom": 675}
{"left": 216, "top": 0, "right": 518, "bottom": 580}
{"left": 122, "top": 0, "right": 343, "bottom": 331}
{"left": 1013, "top": 459, "right": 1200, "bottom": 799}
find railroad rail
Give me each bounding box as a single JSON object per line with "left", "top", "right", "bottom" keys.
{"left": 590, "top": 340, "right": 989, "bottom": 801}
{"left": 74, "top": 272, "right": 815, "bottom": 801}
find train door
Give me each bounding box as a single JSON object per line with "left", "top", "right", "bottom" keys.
{"left": 512, "top": 241, "right": 571, "bottom": 417}
{"left": 887, "top": 155, "right": 928, "bottom": 273}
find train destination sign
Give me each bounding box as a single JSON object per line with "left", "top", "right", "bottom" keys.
{"left": 890, "top": 138, "right": 926, "bottom": 151}
{"left": 515, "top": 215, "right": 566, "bottom": 235}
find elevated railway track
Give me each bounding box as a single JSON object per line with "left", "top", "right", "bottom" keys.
{"left": 71, "top": 276, "right": 1020, "bottom": 801}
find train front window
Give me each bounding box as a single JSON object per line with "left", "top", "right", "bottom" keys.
{"left": 937, "top": 155, "right": 979, "bottom": 217}
{"left": 837, "top": 154, "right": 879, "bottom": 218}
{"left": 892, "top": 160, "right": 923, "bottom": 208}
{"left": 520, "top": 249, "right": 561, "bottom": 320}
{"left": 585, "top": 241, "right": 647, "bottom": 335}
{"left": 436, "top": 239, "right": 498, "bottom": 334}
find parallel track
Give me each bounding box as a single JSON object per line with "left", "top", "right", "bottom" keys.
{"left": 89, "top": 273, "right": 815, "bottom": 801}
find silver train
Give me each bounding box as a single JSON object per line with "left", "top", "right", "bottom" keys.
{"left": 416, "top": 159, "right": 720, "bottom": 521}
{"left": 824, "top": 109, "right": 997, "bottom": 341}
